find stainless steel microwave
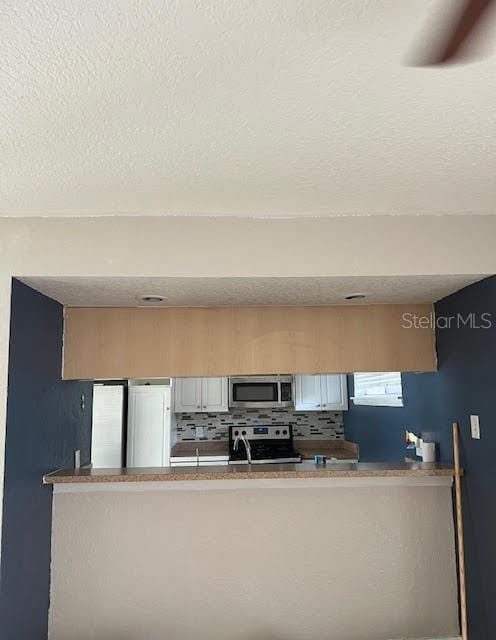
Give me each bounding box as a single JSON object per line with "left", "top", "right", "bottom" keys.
{"left": 229, "top": 376, "right": 293, "bottom": 409}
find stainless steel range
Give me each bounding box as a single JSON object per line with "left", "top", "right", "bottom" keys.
{"left": 228, "top": 425, "right": 302, "bottom": 464}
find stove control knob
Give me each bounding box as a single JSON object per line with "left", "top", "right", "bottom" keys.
{"left": 275, "top": 430, "right": 280, "bottom": 435}
{"left": 282, "top": 429, "right": 287, "bottom": 435}
{"left": 234, "top": 431, "right": 239, "bottom": 436}
{"left": 242, "top": 431, "right": 247, "bottom": 436}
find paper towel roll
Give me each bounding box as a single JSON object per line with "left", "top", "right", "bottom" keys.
{"left": 421, "top": 441, "right": 436, "bottom": 463}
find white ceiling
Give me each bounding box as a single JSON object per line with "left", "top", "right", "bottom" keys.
{"left": 1, "top": 1, "right": 495, "bottom": 218}
{"left": 20, "top": 275, "right": 484, "bottom": 307}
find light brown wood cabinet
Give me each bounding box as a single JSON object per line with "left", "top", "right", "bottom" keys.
{"left": 63, "top": 304, "right": 436, "bottom": 380}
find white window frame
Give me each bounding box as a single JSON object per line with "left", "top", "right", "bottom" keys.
{"left": 351, "top": 372, "right": 404, "bottom": 407}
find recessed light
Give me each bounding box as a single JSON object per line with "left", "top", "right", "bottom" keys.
{"left": 345, "top": 293, "right": 366, "bottom": 300}
{"left": 140, "top": 295, "right": 167, "bottom": 303}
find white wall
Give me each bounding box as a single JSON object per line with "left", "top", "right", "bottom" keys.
{"left": 1, "top": 213, "right": 496, "bottom": 551}
{"left": 49, "top": 483, "right": 459, "bottom": 640}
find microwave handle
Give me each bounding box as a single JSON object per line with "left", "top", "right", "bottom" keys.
{"left": 278, "top": 379, "right": 293, "bottom": 405}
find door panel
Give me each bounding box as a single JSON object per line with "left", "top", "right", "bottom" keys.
{"left": 127, "top": 387, "right": 170, "bottom": 467}
{"left": 322, "top": 374, "right": 348, "bottom": 410}
{"left": 174, "top": 378, "right": 202, "bottom": 413}
{"left": 294, "top": 375, "right": 323, "bottom": 411}
{"left": 201, "top": 377, "right": 228, "bottom": 412}
{"left": 91, "top": 385, "right": 124, "bottom": 468}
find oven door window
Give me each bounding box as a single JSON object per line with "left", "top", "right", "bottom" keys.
{"left": 232, "top": 383, "right": 278, "bottom": 403}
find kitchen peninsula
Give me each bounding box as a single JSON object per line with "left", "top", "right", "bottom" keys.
{"left": 47, "top": 459, "right": 459, "bottom": 640}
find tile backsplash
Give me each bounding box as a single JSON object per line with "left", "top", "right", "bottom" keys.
{"left": 174, "top": 408, "right": 344, "bottom": 441}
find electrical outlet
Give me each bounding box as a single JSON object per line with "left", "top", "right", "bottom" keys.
{"left": 195, "top": 426, "right": 204, "bottom": 439}
{"left": 470, "top": 415, "right": 481, "bottom": 440}
{"left": 74, "top": 449, "right": 81, "bottom": 468}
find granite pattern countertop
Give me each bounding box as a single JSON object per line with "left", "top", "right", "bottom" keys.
{"left": 44, "top": 462, "right": 455, "bottom": 484}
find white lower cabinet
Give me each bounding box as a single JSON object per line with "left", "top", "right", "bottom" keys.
{"left": 174, "top": 377, "right": 228, "bottom": 413}
{"left": 127, "top": 386, "right": 171, "bottom": 467}
{"left": 294, "top": 374, "right": 348, "bottom": 411}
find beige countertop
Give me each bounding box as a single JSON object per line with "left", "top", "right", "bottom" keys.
{"left": 171, "top": 439, "right": 358, "bottom": 459}
{"left": 44, "top": 462, "right": 454, "bottom": 485}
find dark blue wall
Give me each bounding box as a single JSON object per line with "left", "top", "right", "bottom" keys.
{"left": 0, "top": 280, "right": 93, "bottom": 639}
{"left": 344, "top": 275, "right": 496, "bottom": 639}
{"left": 345, "top": 371, "right": 445, "bottom": 462}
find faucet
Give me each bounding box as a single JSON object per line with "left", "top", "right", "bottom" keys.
{"left": 241, "top": 435, "right": 252, "bottom": 464}
{"left": 234, "top": 434, "right": 252, "bottom": 464}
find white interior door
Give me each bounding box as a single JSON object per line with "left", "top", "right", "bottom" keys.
{"left": 201, "top": 377, "right": 228, "bottom": 412}
{"left": 294, "top": 375, "right": 323, "bottom": 411}
{"left": 322, "top": 375, "right": 348, "bottom": 410}
{"left": 174, "top": 378, "right": 202, "bottom": 413}
{"left": 91, "top": 384, "right": 124, "bottom": 468}
{"left": 127, "top": 386, "right": 171, "bottom": 467}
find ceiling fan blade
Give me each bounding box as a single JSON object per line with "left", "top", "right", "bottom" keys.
{"left": 416, "top": 0, "right": 495, "bottom": 65}
{"left": 437, "top": 0, "right": 494, "bottom": 62}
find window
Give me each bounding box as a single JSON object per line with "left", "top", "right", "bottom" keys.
{"left": 352, "top": 372, "right": 403, "bottom": 407}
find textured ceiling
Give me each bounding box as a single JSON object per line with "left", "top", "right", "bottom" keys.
{"left": 21, "top": 275, "right": 484, "bottom": 306}
{"left": 1, "top": 1, "right": 495, "bottom": 218}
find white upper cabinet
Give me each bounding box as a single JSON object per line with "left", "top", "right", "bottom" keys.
{"left": 127, "top": 386, "right": 171, "bottom": 467}
{"left": 293, "top": 375, "right": 323, "bottom": 411}
{"left": 201, "top": 377, "right": 228, "bottom": 412}
{"left": 174, "top": 377, "right": 202, "bottom": 412}
{"left": 294, "top": 374, "right": 348, "bottom": 411}
{"left": 174, "top": 377, "right": 228, "bottom": 413}
{"left": 322, "top": 374, "right": 348, "bottom": 410}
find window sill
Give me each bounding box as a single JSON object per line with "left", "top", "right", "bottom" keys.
{"left": 351, "top": 397, "right": 404, "bottom": 408}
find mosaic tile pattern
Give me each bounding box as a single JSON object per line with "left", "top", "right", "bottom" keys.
{"left": 175, "top": 408, "right": 344, "bottom": 442}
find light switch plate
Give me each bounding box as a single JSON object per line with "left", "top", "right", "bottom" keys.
{"left": 195, "top": 426, "right": 204, "bottom": 439}
{"left": 470, "top": 415, "right": 481, "bottom": 440}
